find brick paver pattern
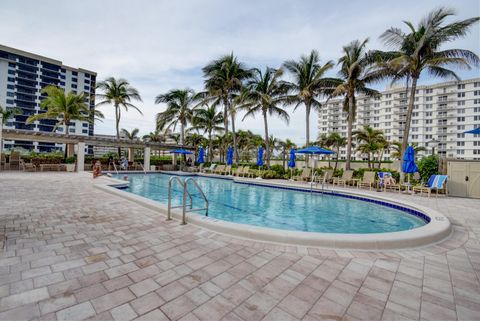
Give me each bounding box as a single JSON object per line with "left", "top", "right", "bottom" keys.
{"left": 0, "top": 172, "right": 479, "bottom": 321}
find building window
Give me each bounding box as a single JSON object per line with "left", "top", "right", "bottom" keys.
{"left": 71, "top": 84, "right": 77, "bottom": 89}
{"left": 426, "top": 97, "right": 432, "bottom": 101}
{"left": 386, "top": 93, "right": 392, "bottom": 98}
{"left": 426, "top": 89, "right": 433, "bottom": 94}
{"left": 82, "top": 129, "right": 88, "bottom": 134}
{"left": 475, "top": 116, "right": 480, "bottom": 121}
{"left": 72, "top": 71, "right": 78, "bottom": 76}
{"left": 474, "top": 82, "right": 480, "bottom": 87}
{"left": 457, "top": 84, "right": 465, "bottom": 89}
{"left": 457, "top": 150, "right": 465, "bottom": 155}
{"left": 457, "top": 133, "right": 465, "bottom": 138}
{"left": 457, "top": 125, "right": 465, "bottom": 130}
{"left": 458, "top": 92, "right": 465, "bottom": 98}
{"left": 457, "top": 109, "right": 465, "bottom": 114}
{"left": 457, "top": 101, "right": 465, "bottom": 106}
{"left": 457, "top": 142, "right": 465, "bottom": 146}
{"left": 8, "top": 70, "right": 15, "bottom": 75}
{"left": 475, "top": 90, "right": 480, "bottom": 96}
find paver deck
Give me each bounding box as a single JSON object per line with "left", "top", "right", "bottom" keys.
{"left": 0, "top": 172, "right": 479, "bottom": 321}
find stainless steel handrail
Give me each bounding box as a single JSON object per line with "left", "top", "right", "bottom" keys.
{"left": 112, "top": 162, "right": 119, "bottom": 174}
{"left": 183, "top": 178, "right": 209, "bottom": 223}
{"left": 140, "top": 163, "right": 147, "bottom": 174}
{"left": 167, "top": 176, "right": 192, "bottom": 221}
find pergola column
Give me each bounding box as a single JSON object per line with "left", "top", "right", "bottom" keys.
{"left": 76, "top": 142, "right": 85, "bottom": 172}
{"left": 128, "top": 148, "right": 134, "bottom": 162}
{"left": 144, "top": 147, "right": 151, "bottom": 171}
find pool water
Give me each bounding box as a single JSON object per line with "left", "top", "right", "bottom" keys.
{"left": 116, "top": 173, "right": 426, "bottom": 234}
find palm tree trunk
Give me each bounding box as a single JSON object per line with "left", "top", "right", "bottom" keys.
{"left": 378, "top": 150, "right": 384, "bottom": 169}
{"left": 282, "top": 147, "right": 286, "bottom": 169}
{"left": 208, "top": 130, "right": 213, "bottom": 162}
{"left": 64, "top": 122, "right": 69, "bottom": 162}
{"left": 334, "top": 146, "right": 340, "bottom": 172}
{"left": 231, "top": 114, "right": 239, "bottom": 164}
{"left": 305, "top": 104, "right": 311, "bottom": 167}
{"left": 115, "top": 103, "right": 121, "bottom": 157}
{"left": 223, "top": 97, "right": 229, "bottom": 137}
{"left": 346, "top": 94, "right": 354, "bottom": 170}
{"left": 263, "top": 111, "right": 270, "bottom": 169}
{"left": 401, "top": 76, "right": 418, "bottom": 162}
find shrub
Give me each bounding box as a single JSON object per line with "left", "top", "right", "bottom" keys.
{"left": 65, "top": 156, "right": 76, "bottom": 164}
{"left": 417, "top": 155, "right": 438, "bottom": 183}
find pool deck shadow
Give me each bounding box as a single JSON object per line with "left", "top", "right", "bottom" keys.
{"left": 0, "top": 172, "right": 479, "bottom": 321}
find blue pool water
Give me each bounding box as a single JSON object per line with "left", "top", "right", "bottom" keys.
{"left": 115, "top": 173, "right": 426, "bottom": 234}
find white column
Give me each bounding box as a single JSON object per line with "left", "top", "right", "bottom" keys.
{"left": 144, "top": 147, "right": 151, "bottom": 171}
{"left": 76, "top": 142, "right": 85, "bottom": 172}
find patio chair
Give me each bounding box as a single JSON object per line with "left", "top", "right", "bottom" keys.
{"left": 332, "top": 170, "right": 354, "bottom": 187}
{"left": 0, "top": 154, "right": 6, "bottom": 170}
{"left": 213, "top": 164, "right": 225, "bottom": 174}
{"left": 9, "top": 152, "right": 20, "bottom": 170}
{"left": 224, "top": 165, "right": 232, "bottom": 175}
{"left": 357, "top": 171, "right": 376, "bottom": 190}
{"left": 293, "top": 168, "right": 311, "bottom": 182}
{"left": 313, "top": 169, "right": 333, "bottom": 184}
{"left": 412, "top": 175, "right": 448, "bottom": 197}
{"left": 233, "top": 166, "right": 244, "bottom": 176}
{"left": 240, "top": 166, "right": 251, "bottom": 178}
{"left": 378, "top": 172, "right": 401, "bottom": 193}
{"left": 203, "top": 164, "right": 216, "bottom": 173}
{"left": 22, "top": 161, "right": 36, "bottom": 172}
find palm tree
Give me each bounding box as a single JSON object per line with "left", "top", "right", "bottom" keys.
{"left": 202, "top": 54, "right": 251, "bottom": 163}
{"left": 142, "top": 130, "right": 164, "bottom": 143}
{"left": 155, "top": 89, "right": 201, "bottom": 145}
{"left": 96, "top": 77, "right": 142, "bottom": 156}
{"left": 121, "top": 128, "right": 140, "bottom": 140}
{"left": 354, "top": 125, "right": 385, "bottom": 169}
{"left": 26, "top": 86, "right": 97, "bottom": 159}
{"left": 390, "top": 141, "right": 427, "bottom": 160}
{"left": 328, "top": 133, "right": 347, "bottom": 172}
{"left": 0, "top": 105, "right": 21, "bottom": 164}
{"left": 332, "top": 39, "right": 385, "bottom": 170}
{"left": 190, "top": 105, "right": 224, "bottom": 161}
{"left": 278, "top": 139, "right": 296, "bottom": 169}
{"left": 240, "top": 68, "right": 289, "bottom": 168}
{"left": 283, "top": 50, "right": 337, "bottom": 150}
{"left": 185, "top": 133, "right": 206, "bottom": 162}
{"left": 379, "top": 8, "right": 479, "bottom": 160}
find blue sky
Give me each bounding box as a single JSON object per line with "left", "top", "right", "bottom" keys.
{"left": 1, "top": 0, "right": 479, "bottom": 144}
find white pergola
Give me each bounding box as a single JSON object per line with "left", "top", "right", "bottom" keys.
{"left": 1, "top": 129, "right": 191, "bottom": 172}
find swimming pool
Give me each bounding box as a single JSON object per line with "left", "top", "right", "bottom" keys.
{"left": 115, "top": 173, "right": 426, "bottom": 234}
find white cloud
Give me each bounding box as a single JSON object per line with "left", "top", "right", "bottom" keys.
{"left": 1, "top": 0, "right": 479, "bottom": 144}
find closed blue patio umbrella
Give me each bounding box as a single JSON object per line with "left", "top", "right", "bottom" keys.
{"left": 169, "top": 149, "right": 193, "bottom": 155}
{"left": 197, "top": 147, "right": 205, "bottom": 164}
{"left": 288, "top": 149, "right": 296, "bottom": 168}
{"left": 226, "top": 147, "right": 233, "bottom": 166}
{"left": 402, "top": 145, "right": 418, "bottom": 192}
{"left": 257, "top": 146, "right": 264, "bottom": 166}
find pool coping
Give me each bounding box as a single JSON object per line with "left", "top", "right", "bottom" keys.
{"left": 93, "top": 173, "right": 452, "bottom": 251}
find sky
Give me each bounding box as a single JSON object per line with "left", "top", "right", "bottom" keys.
{"left": 1, "top": 0, "right": 479, "bottom": 144}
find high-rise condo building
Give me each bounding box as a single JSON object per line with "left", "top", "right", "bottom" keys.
{"left": 318, "top": 78, "right": 480, "bottom": 161}
{"left": 0, "top": 44, "right": 96, "bottom": 152}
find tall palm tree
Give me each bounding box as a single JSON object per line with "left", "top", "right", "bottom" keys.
{"left": 332, "top": 39, "right": 385, "bottom": 170}
{"left": 121, "top": 128, "right": 140, "bottom": 140}
{"left": 26, "top": 86, "right": 98, "bottom": 159}
{"left": 155, "top": 89, "right": 201, "bottom": 145}
{"left": 354, "top": 125, "right": 385, "bottom": 169}
{"left": 379, "top": 8, "right": 479, "bottom": 160}
{"left": 283, "top": 50, "right": 337, "bottom": 149}
{"left": 202, "top": 54, "right": 251, "bottom": 163}
{"left": 190, "top": 105, "right": 224, "bottom": 161}
{"left": 96, "top": 77, "right": 142, "bottom": 156}
{"left": 240, "top": 68, "right": 289, "bottom": 168}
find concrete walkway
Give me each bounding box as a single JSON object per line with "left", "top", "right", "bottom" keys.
{"left": 0, "top": 172, "right": 479, "bottom": 321}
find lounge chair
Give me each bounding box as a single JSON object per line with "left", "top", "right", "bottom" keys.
{"left": 1, "top": 154, "right": 6, "bottom": 170}
{"left": 213, "top": 164, "right": 225, "bottom": 174}
{"left": 224, "top": 165, "right": 232, "bottom": 175}
{"left": 22, "top": 162, "right": 36, "bottom": 172}
{"left": 203, "top": 164, "right": 216, "bottom": 173}
{"left": 412, "top": 175, "right": 448, "bottom": 197}
{"left": 378, "top": 172, "right": 401, "bottom": 193}
{"left": 233, "top": 166, "right": 244, "bottom": 176}
{"left": 239, "top": 166, "right": 251, "bottom": 178}
{"left": 313, "top": 169, "right": 333, "bottom": 184}
{"left": 357, "top": 171, "right": 376, "bottom": 190}
{"left": 332, "top": 170, "right": 354, "bottom": 187}
{"left": 293, "top": 168, "right": 312, "bottom": 182}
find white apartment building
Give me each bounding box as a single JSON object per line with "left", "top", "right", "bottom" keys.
{"left": 318, "top": 78, "right": 480, "bottom": 161}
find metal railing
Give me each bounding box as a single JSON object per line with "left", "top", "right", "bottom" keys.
{"left": 167, "top": 177, "right": 208, "bottom": 225}
{"left": 112, "top": 162, "right": 119, "bottom": 174}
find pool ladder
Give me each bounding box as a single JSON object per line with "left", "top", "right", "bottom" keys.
{"left": 167, "top": 177, "right": 209, "bottom": 225}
